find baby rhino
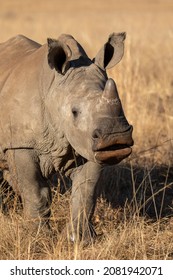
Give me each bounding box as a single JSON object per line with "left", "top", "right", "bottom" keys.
{"left": 0, "top": 32, "right": 133, "bottom": 242}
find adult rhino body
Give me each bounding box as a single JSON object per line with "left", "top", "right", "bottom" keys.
{"left": 0, "top": 33, "right": 133, "bottom": 242}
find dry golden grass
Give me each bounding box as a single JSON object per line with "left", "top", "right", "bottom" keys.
{"left": 0, "top": 0, "right": 173, "bottom": 259}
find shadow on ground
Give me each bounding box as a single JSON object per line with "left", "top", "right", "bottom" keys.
{"left": 98, "top": 161, "right": 173, "bottom": 219}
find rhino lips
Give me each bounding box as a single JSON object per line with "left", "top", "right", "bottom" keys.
{"left": 94, "top": 144, "right": 132, "bottom": 164}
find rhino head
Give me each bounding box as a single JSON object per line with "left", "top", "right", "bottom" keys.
{"left": 46, "top": 33, "right": 133, "bottom": 165}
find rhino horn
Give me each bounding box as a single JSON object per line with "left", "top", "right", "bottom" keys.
{"left": 102, "top": 78, "right": 119, "bottom": 102}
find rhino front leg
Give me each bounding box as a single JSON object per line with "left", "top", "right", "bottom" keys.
{"left": 5, "top": 149, "right": 51, "bottom": 229}
{"left": 69, "top": 161, "right": 102, "bottom": 242}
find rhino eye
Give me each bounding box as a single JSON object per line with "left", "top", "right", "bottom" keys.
{"left": 72, "top": 107, "right": 79, "bottom": 118}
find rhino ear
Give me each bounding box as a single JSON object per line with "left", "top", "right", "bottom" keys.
{"left": 93, "top": 32, "right": 126, "bottom": 70}
{"left": 47, "top": 38, "right": 72, "bottom": 74}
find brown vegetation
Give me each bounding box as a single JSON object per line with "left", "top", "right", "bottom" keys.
{"left": 0, "top": 0, "right": 173, "bottom": 259}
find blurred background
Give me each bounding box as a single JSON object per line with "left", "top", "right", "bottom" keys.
{"left": 1, "top": 0, "right": 172, "bottom": 51}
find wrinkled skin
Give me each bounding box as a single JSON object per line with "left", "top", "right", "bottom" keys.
{"left": 0, "top": 33, "right": 133, "bottom": 242}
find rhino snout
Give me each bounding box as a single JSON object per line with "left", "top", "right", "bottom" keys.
{"left": 92, "top": 125, "right": 133, "bottom": 165}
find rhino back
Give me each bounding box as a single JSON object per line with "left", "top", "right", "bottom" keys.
{"left": 0, "top": 35, "right": 48, "bottom": 152}
{"left": 0, "top": 35, "right": 41, "bottom": 91}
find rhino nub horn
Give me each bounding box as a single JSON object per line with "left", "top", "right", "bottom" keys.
{"left": 102, "top": 78, "right": 119, "bottom": 104}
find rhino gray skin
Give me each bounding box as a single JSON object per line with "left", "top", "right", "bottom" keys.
{"left": 0, "top": 33, "right": 133, "bottom": 241}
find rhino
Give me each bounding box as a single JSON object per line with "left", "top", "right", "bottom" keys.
{"left": 0, "top": 32, "right": 133, "bottom": 242}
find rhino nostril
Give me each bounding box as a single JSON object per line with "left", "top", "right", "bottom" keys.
{"left": 72, "top": 107, "right": 79, "bottom": 118}
{"left": 92, "top": 129, "right": 102, "bottom": 139}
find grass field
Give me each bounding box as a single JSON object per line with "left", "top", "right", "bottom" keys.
{"left": 0, "top": 0, "right": 173, "bottom": 259}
